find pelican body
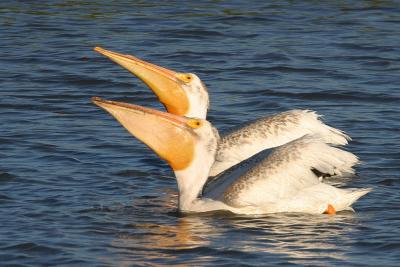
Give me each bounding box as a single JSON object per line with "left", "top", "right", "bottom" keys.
{"left": 92, "top": 98, "right": 370, "bottom": 214}
{"left": 94, "top": 47, "right": 353, "bottom": 177}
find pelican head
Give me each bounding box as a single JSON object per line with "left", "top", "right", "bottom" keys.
{"left": 92, "top": 97, "right": 218, "bottom": 210}
{"left": 94, "top": 47, "right": 209, "bottom": 119}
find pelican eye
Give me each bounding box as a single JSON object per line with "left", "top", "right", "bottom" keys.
{"left": 187, "top": 119, "right": 202, "bottom": 129}
{"left": 176, "top": 73, "right": 193, "bottom": 83}
{"left": 182, "top": 74, "right": 193, "bottom": 83}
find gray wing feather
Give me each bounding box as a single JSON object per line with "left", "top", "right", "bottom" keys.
{"left": 204, "top": 135, "right": 359, "bottom": 208}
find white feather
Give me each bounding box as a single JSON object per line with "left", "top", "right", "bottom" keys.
{"left": 202, "top": 135, "right": 368, "bottom": 214}
{"left": 210, "top": 110, "right": 352, "bottom": 176}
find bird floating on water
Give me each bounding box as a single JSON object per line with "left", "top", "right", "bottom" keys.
{"left": 92, "top": 97, "right": 370, "bottom": 215}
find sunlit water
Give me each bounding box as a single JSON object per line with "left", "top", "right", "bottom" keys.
{"left": 1, "top": 1, "right": 399, "bottom": 266}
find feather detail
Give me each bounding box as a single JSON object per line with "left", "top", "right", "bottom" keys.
{"left": 203, "top": 135, "right": 367, "bottom": 214}
{"left": 210, "top": 110, "right": 352, "bottom": 176}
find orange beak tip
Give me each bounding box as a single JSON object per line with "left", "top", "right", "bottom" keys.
{"left": 91, "top": 96, "right": 103, "bottom": 105}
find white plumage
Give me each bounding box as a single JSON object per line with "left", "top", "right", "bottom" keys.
{"left": 92, "top": 49, "right": 371, "bottom": 215}
{"left": 202, "top": 135, "right": 368, "bottom": 214}
{"left": 211, "top": 109, "right": 352, "bottom": 176}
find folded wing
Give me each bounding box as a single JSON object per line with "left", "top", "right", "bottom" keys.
{"left": 210, "top": 110, "right": 351, "bottom": 176}
{"left": 204, "top": 135, "right": 366, "bottom": 214}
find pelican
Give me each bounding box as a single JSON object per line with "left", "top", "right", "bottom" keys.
{"left": 92, "top": 97, "right": 370, "bottom": 215}
{"left": 94, "top": 47, "right": 354, "bottom": 176}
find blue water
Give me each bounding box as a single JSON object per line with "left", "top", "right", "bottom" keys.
{"left": 1, "top": 1, "right": 400, "bottom": 266}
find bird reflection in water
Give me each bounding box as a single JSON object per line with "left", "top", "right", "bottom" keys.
{"left": 99, "top": 190, "right": 362, "bottom": 266}
{"left": 227, "top": 212, "right": 360, "bottom": 265}
{"left": 106, "top": 214, "right": 217, "bottom": 266}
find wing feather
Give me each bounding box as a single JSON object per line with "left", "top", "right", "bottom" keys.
{"left": 204, "top": 135, "right": 359, "bottom": 210}
{"left": 210, "top": 110, "right": 351, "bottom": 176}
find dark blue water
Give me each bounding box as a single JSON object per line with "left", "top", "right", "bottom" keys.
{"left": 1, "top": 1, "right": 400, "bottom": 266}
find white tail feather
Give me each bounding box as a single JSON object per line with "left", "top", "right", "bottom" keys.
{"left": 335, "top": 188, "right": 372, "bottom": 211}
{"left": 281, "top": 184, "right": 371, "bottom": 214}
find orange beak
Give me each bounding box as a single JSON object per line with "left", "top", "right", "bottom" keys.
{"left": 92, "top": 97, "right": 195, "bottom": 171}
{"left": 94, "top": 47, "right": 190, "bottom": 116}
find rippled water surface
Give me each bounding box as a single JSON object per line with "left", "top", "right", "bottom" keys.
{"left": 1, "top": 1, "right": 400, "bottom": 266}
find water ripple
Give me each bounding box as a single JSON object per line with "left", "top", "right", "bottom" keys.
{"left": 1, "top": 1, "right": 400, "bottom": 266}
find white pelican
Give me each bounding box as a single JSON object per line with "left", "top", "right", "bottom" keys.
{"left": 92, "top": 97, "right": 370, "bottom": 215}
{"left": 94, "top": 47, "right": 354, "bottom": 176}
